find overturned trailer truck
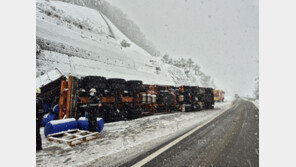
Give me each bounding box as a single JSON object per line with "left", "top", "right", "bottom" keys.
{"left": 37, "top": 70, "right": 215, "bottom": 123}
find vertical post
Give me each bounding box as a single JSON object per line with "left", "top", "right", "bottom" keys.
{"left": 58, "top": 79, "right": 67, "bottom": 119}
{"left": 66, "top": 76, "right": 72, "bottom": 118}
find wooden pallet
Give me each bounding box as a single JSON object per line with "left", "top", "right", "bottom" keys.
{"left": 47, "top": 129, "right": 99, "bottom": 146}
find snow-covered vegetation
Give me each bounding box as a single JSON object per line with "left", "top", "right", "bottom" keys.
{"left": 36, "top": 0, "right": 215, "bottom": 87}
{"left": 162, "top": 54, "right": 216, "bottom": 87}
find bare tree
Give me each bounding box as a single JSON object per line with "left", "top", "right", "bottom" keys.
{"left": 187, "top": 58, "right": 194, "bottom": 71}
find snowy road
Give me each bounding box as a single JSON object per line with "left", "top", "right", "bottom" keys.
{"left": 37, "top": 101, "right": 232, "bottom": 167}
{"left": 121, "top": 98, "right": 259, "bottom": 167}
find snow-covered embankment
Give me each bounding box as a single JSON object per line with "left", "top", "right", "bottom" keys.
{"left": 37, "top": 101, "right": 233, "bottom": 167}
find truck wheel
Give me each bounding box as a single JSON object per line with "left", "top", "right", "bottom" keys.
{"left": 107, "top": 78, "right": 126, "bottom": 91}
{"left": 82, "top": 76, "right": 107, "bottom": 90}
{"left": 126, "top": 80, "right": 143, "bottom": 93}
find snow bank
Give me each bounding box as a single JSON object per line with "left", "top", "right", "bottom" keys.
{"left": 36, "top": 0, "right": 174, "bottom": 85}
{"left": 165, "top": 64, "right": 202, "bottom": 86}
{"left": 36, "top": 68, "right": 64, "bottom": 89}
{"left": 252, "top": 99, "right": 259, "bottom": 109}
{"left": 36, "top": 0, "right": 212, "bottom": 87}
{"left": 37, "top": 101, "right": 233, "bottom": 167}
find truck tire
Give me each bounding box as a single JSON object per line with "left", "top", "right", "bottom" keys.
{"left": 190, "top": 86, "right": 198, "bottom": 93}
{"left": 126, "top": 80, "right": 143, "bottom": 93}
{"left": 82, "top": 76, "right": 107, "bottom": 90}
{"left": 107, "top": 78, "right": 126, "bottom": 91}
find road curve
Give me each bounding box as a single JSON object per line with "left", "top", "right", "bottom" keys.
{"left": 122, "top": 99, "right": 259, "bottom": 167}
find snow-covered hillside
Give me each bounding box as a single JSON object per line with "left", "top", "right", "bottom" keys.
{"left": 36, "top": 0, "right": 207, "bottom": 87}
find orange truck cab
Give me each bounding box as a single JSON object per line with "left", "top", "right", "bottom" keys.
{"left": 213, "top": 89, "right": 225, "bottom": 102}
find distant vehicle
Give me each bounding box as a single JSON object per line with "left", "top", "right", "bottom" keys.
{"left": 213, "top": 89, "right": 225, "bottom": 102}
{"left": 235, "top": 94, "right": 239, "bottom": 98}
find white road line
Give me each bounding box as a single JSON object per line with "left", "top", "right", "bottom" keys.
{"left": 131, "top": 109, "right": 229, "bottom": 167}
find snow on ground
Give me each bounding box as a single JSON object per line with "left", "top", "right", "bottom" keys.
{"left": 241, "top": 97, "right": 259, "bottom": 110}
{"left": 36, "top": 0, "right": 212, "bottom": 87}
{"left": 36, "top": 0, "right": 174, "bottom": 86}
{"left": 37, "top": 101, "right": 233, "bottom": 167}
{"left": 252, "top": 99, "right": 259, "bottom": 109}
{"left": 224, "top": 95, "right": 235, "bottom": 103}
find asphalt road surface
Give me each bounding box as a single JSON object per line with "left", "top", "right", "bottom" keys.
{"left": 122, "top": 98, "right": 259, "bottom": 167}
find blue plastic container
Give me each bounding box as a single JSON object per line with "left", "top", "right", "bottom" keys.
{"left": 77, "top": 117, "right": 104, "bottom": 132}
{"left": 41, "top": 113, "right": 56, "bottom": 127}
{"left": 43, "top": 103, "right": 50, "bottom": 114}
{"left": 44, "top": 118, "right": 78, "bottom": 137}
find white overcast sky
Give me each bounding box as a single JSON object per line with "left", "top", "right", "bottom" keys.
{"left": 108, "top": 0, "right": 259, "bottom": 97}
